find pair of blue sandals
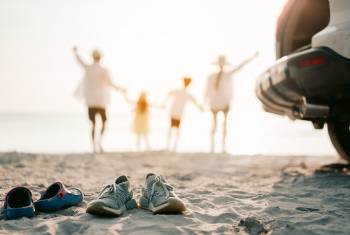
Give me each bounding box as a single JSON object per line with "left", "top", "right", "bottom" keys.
{"left": 1, "top": 182, "right": 84, "bottom": 220}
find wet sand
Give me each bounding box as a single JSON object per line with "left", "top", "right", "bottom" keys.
{"left": 0, "top": 152, "right": 348, "bottom": 235}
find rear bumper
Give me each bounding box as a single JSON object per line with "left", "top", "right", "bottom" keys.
{"left": 256, "top": 47, "right": 350, "bottom": 121}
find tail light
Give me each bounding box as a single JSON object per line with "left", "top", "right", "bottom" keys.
{"left": 299, "top": 57, "right": 327, "bottom": 69}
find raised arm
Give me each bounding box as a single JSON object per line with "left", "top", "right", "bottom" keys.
{"left": 72, "top": 46, "right": 88, "bottom": 69}
{"left": 229, "top": 51, "right": 259, "bottom": 75}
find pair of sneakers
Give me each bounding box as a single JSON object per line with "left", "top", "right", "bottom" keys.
{"left": 86, "top": 173, "right": 186, "bottom": 216}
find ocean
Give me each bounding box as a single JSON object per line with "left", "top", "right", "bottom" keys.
{"left": 0, "top": 109, "right": 337, "bottom": 156}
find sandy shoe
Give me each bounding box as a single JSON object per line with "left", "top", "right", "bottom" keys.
{"left": 2, "top": 187, "right": 35, "bottom": 220}
{"left": 34, "top": 182, "right": 83, "bottom": 212}
{"left": 139, "top": 173, "right": 186, "bottom": 214}
{"left": 86, "top": 176, "right": 137, "bottom": 217}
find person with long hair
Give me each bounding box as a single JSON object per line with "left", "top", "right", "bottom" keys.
{"left": 124, "top": 91, "right": 160, "bottom": 151}
{"left": 206, "top": 52, "right": 258, "bottom": 153}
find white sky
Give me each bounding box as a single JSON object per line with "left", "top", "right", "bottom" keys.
{"left": 0, "top": 0, "right": 287, "bottom": 113}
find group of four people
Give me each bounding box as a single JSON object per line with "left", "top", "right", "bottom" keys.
{"left": 73, "top": 47, "right": 258, "bottom": 153}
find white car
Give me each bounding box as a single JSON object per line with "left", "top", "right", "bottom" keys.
{"left": 256, "top": 0, "right": 350, "bottom": 161}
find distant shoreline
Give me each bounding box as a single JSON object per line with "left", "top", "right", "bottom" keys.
{"left": 0, "top": 150, "right": 337, "bottom": 158}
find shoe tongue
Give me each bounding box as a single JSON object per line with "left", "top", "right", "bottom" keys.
{"left": 115, "top": 175, "right": 128, "bottom": 184}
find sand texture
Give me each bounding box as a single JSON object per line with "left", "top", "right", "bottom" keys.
{"left": 0, "top": 152, "right": 349, "bottom": 235}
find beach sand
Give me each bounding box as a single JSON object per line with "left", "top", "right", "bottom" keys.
{"left": 0, "top": 152, "right": 349, "bottom": 235}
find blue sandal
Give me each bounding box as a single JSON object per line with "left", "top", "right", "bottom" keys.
{"left": 34, "top": 182, "right": 84, "bottom": 212}
{"left": 2, "top": 187, "right": 35, "bottom": 220}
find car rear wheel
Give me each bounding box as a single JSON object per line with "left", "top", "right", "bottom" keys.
{"left": 328, "top": 120, "right": 350, "bottom": 162}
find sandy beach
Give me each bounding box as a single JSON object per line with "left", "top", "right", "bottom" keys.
{"left": 0, "top": 152, "right": 349, "bottom": 235}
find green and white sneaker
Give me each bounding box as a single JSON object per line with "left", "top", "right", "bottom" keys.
{"left": 86, "top": 175, "right": 137, "bottom": 217}
{"left": 139, "top": 173, "right": 186, "bottom": 214}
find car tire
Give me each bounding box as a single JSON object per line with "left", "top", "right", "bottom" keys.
{"left": 327, "top": 120, "right": 350, "bottom": 162}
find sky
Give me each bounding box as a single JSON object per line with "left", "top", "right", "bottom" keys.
{"left": 0, "top": 0, "right": 287, "bottom": 113}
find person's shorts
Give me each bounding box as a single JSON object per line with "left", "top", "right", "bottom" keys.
{"left": 170, "top": 118, "right": 181, "bottom": 128}
{"left": 88, "top": 107, "right": 107, "bottom": 123}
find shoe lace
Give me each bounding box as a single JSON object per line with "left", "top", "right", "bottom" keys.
{"left": 98, "top": 184, "right": 129, "bottom": 207}
{"left": 149, "top": 176, "right": 174, "bottom": 201}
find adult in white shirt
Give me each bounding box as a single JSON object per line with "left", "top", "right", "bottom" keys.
{"left": 164, "top": 77, "right": 203, "bottom": 151}
{"left": 206, "top": 53, "right": 258, "bottom": 153}
{"left": 73, "top": 47, "right": 124, "bottom": 153}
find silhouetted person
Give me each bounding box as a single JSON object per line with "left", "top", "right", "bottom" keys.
{"left": 163, "top": 77, "right": 203, "bottom": 151}
{"left": 73, "top": 46, "right": 124, "bottom": 153}
{"left": 206, "top": 53, "right": 258, "bottom": 153}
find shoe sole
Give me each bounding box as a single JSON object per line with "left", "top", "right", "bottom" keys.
{"left": 143, "top": 198, "right": 186, "bottom": 214}
{"left": 86, "top": 204, "right": 124, "bottom": 217}
{"left": 86, "top": 199, "right": 137, "bottom": 217}
{"left": 5, "top": 206, "right": 35, "bottom": 220}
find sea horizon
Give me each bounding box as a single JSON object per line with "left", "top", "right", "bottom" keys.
{"left": 0, "top": 110, "right": 337, "bottom": 156}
